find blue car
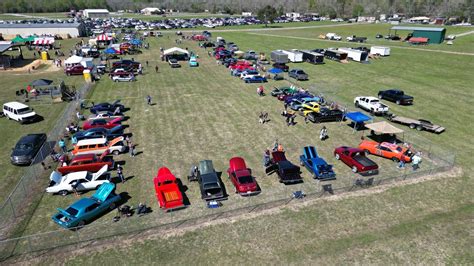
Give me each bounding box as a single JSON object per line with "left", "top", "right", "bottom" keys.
{"left": 90, "top": 100, "right": 125, "bottom": 114}
{"left": 299, "top": 146, "right": 336, "bottom": 180}
{"left": 74, "top": 125, "right": 124, "bottom": 141}
{"left": 52, "top": 183, "right": 121, "bottom": 229}
{"left": 244, "top": 75, "right": 267, "bottom": 83}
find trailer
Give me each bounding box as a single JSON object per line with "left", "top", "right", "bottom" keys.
{"left": 323, "top": 48, "right": 348, "bottom": 62}
{"left": 281, "top": 49, "right": 303, "bottom": 63}
{"left": 337, "top": 47, "right": 369, "bottom": 63}
{"left": 299, "top": 50, "right": 325, "bottom": 64}
{"left": 386, "top": 114, "right": 445, "bottom": 133}
{"left": 271, "top": 50, "right": 289, "bottom": 63}
{"left": 370, "top": 46, "right": 391, "bottom": 56}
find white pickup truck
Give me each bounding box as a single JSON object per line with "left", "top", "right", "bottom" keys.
{"left": 354, "top": 96, "right": 389, "bottom": 115}
{"left": 326, "top": 33, "right": 342, "bottom": 41}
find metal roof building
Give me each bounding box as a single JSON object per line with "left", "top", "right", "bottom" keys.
{"left": 390, "top": 26, "right": 446, "bottom": 44}
{"left": 83, "top": 9, "right": 110, "bottom": 18}
{"left": 0, "top": 23, "right": 87, "bottom": 39}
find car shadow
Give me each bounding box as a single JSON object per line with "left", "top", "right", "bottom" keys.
{"left": 216, "top": 171, "right": 229, "bottom": 200}
{"left": 346, "top": 122, "right": 367, "bottom": 131}
{"left": 176, "top": 178, "right": 191, "bottom": 206}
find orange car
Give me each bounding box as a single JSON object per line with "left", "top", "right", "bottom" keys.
{"left": 358, "top": 140, "right": 413, "bottom": 163}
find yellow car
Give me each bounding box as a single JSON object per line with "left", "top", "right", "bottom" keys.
{"left": 300, "top": 102, "right": 321, "bottom": 116}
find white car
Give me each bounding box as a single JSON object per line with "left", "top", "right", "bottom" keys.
{"left": 240, "top": 70, "right": 260, "bottom": 79}
{"left": 46, "top": 165, "right": 109, "bottom": 196}
{"left": 354, "top": 96, "right": 389, "bottom": 115}
{"left": 112, "top": 75, "right": 136, "bottom": 82}
{"left": 326, "top": 33, "right": 342, "bottom": 41}
{"left": 87, "top": 111, "right": 123, "bottom": 121}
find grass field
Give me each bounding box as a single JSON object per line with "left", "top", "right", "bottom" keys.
{"left": 1, "top": 23, "right": 473, "bottom": 263}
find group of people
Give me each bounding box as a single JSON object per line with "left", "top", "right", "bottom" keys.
{"left": 258, "top": 112, "right": 269, "bottom": 124}
{"left": 262, "top": 140, "right": 285, "bottom": 167}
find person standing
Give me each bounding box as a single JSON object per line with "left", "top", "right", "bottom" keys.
{"left": 412, "top": 152, "right": 422, "bottom": 171}
{"left": 263, "top": 149, "right": 271, "bottom": 167}
{"left": 117, "top": 164, "right": 125, "bottom": 183}
{"left": 58, "top": 138, "right": 67, "bottom": 153}
{"left": 129, "top": 143, "right": 135, "bottom": 157}
{"left": 155, "top": 65, "right": 159, "bottom": 73}
{"left": 146, "top": 95, "right": 152, "bottom": 105}
{"left": 320, "top": 126, "right": 328, "bottom": 141}
{"left": 146, "top": 61, "right": 149, "bottom": 67}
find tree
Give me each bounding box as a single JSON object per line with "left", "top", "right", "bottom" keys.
{"left": 257, "top": 5, "right": 278, "bottom": 27}
{"left": 278, "top": 5, "right": 284, "bottom": 16}
{"left": 352, "top": 4, "right": 364, "bottom": 17}
{"left": 308, "top": 0, "right": 316, "bottom": 11}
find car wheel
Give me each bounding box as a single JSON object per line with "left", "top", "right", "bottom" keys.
{"left": 378, "top": 94, "right": 383, "bottom": 99}
{"left": 392, "top": 157, "right": 399, "bottom": 162}
{"left": 335, "top": 153, "right": 340, "bottom": 160}
{"left": 355, "top": 102, "right": 359, "bottom": 108}
{"left": 114, "top": 79, "right": 118, "bottom": 82}
{"left": 409, "top": 124, "right": 416, "bottom": 129}
{"left": 352, "top": 166, "right": 358, "bottom": 173}
{"left": 396, "top": 100, "right": 401, "bottom": 105}
{"left": 59, "top": 190, "right": 68, "bottom": 196}
{"left": 112, "top": 150, "right": 120, "bottom": 155}
{"left": 416, "top": 125, "right": 423, "bottom": 131}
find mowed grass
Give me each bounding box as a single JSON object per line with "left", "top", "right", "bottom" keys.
{"left": 9, "top": 23, "right": 474, "bottom": 263}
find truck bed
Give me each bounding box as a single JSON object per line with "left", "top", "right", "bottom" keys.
{"left": 353, "top": 155, "right": 377, "bottom": 168}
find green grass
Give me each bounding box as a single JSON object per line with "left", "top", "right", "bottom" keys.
{"left": 3, "top": 23, "right": 474, "bottom": 264}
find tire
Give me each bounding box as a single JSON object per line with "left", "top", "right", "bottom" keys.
{"left": 112, "top": 150, "right": 120, "bottom": 155}
{"left": 335, "top": 153, "right": 340, "bottom": 160}
{"left": 352, "top": 166, "right": 358, "bottom": 173}
{"left": 378, "top": 94, "right": 383, "bottom": 99}
{"left": 416, "top": 125, "right": 423, "bottom": 131}
{"left": 114, "top": 79, "right": 118, "bottom": 82}
{"left": 409, "top": 124, "right": 416, "bottom": 129}
{"left": 59, "top": 190, "right": 68, "bottom": 196}
{"left": 355, "top": 102, "right": 359, "bottom": 108}
{"left": 392, "top": 157, "right": 399, "bottom": 162}
{"left": 396, "top": 100, "right": 401, "bottom": 105}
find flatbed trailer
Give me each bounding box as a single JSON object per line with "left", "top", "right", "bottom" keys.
{"left": 386, "top": 114, "right": 445, "bottom": 133}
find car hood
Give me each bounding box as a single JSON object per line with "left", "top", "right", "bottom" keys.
{"left": 11, "top": 149, "right": 32, "bottom": 157}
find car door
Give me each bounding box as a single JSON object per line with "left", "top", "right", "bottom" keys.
{"left": 84, "top": 202, "right": 101, "bottom": 220}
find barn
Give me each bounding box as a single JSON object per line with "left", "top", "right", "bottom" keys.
{"left": 390, "top": 26, "right": 446, "bottom": 44}
{"left": 0, "top": 23, "right": 87, "bottom": 39}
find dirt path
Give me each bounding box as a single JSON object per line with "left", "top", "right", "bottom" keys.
{"left": 247, "top": 32, "right": 474, "bottom": 56}
{"left": 455, "top": 30, "right": 474, "bottom": 37}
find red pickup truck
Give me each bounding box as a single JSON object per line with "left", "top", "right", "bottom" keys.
{"left": 153, "top": 167, "right": 185, "bottom": 211}
{"left": 334, "top": 146, "right": 378, "bottom": 175}
{"left": 57, "top": 152, "right": 114, "bottom": 175}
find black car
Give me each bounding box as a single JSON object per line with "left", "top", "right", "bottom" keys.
{"left": 73, "top": 125, "right": 124, "bottom": 141}
{"left": 307, "top": 108, "right": 345, "bottom": 123}
{"left": 272, "top": 62, "right": 289, "bottom": 72}
{"left": 197, "top": 160, "right": 227, "bottom": 201}
{"left": 289, "top": 69, "right": 309, "bottom": 81}
{"left": 378, "top": 89, "right": 414, "bottom": 105}
{"left": 265, "top": 151, "right": 302, "bottom": 184}
{"left": 11, "top": 133, "right": 47, "bottom": 165}
{"left": 90, "top": 100, "right": 125, "bottom": 114}
{"left": 112, "top": 60, "right": 141, "bottom": 70}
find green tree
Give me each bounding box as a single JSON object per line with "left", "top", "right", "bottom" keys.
{"left": 277, "top": 5, "right": 284, "bottom": 16}
{"left": 257, "top": 5, "right": 278, "bottom": 27}
{"left": 308, "top": 0, "right": 316, "bottom": 11}
{"left": 352, "top": 4, "right": 364, "bottom": 17}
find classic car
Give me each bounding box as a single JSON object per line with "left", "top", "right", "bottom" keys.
{"left": 72, "top": 136, "right": 125, "bottom": 156}
{"left": 299, "top": 146, "right": 336, "bottom": 180}
{"left": 197, "top": 160, "right": 227, "bottom": 201}
{"left": 300, "top": 102, "right": 321, "bottom": 116}
{"left": 168, "top": 58, "right": 181, "bottom": 68}
{"left": 306, "top": 108, "right": 345, "bottom": 123}
{"left": 52, "top": 183, "right": 121, "bottom": 229}
{"left": 227, "top": 157, "right": 260, "bottom": 195}
{"left": 284, "top": 92, "right": 315, "bottom": 105}
{"left": 74, "top": 125, "right": 124, "bottom": 141}
{"left": 229, "top": 60, "right": 252, "bottom": 70}
{"left": 289, "top": 69, "right": 309, "bottom": 81}
{"left": 10, "top": 133, "right": 47, "bottom": 165}
{"left": 82, "top": 117, "right": 122, "bottom": 130}
{"left": 87, "top": 111, "right": 123, "bottom": 121}
{"left": 289, "top": 97, "right": 320, "bottom": 110}
{"left": 189, "top": 56, "right": 199, "bottom": 67}
{"left": 65, "top": 65, "right": 91, "bottom": 76}
{"left": 244, "top": 75, "right": 267, "bottom": 83}
{"left": 112, "top": 60, "right": 141, "bottom": 70}
{"left": 359, "top": 140, "right": 413, "bottom": 162}
{"left": 334, "top": 146, "right": 378, "bottom": 175}
{"left": 354, "top": 96, "right": 389, "bottom": 115}
{"left": 90, "top": 100, "right": 125, "bottom": 114}
{"left": 57, "top": 151, "right": 115, "bottom": 175}
{"left": 240, "top": 70, "right": 260, "bottom": 79}
{"left": 271, "top": 87, "right": 298, "bottom": 97}
{"left": 47, "top": 165, "right": 110, "bottom": 196}
{"left": 265, "top": 151, "right": 302, "bottom": 184}
{"left": 378, "top": 89, "right": 414, "bottom": 105}
{"left": 112, "top": 74, "right": 136, "bottom": 82}
{"left": 153, "top": 167, "right": 185, "bottom": 211}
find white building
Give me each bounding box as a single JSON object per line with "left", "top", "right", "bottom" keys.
{"left": 286, "top": 12, "right": 301, "bottom": 18}
{"left": 141, "top": 7, "right": 163, "bottom": 15}
{"left": 242, "top": 12, "right": 252, "bottom": 17}
{"left": 0, "top": 23, "right": 86, "bottom": 39}
{"left": 83, "top": 9, "right": 110, "bottom": 18}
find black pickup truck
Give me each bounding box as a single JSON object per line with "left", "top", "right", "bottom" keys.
{"left": 197, "top": 160, "right": 227, "bottom": 201}
{"left": 265, "top": 151, "right": 302, "bottom": 184}
{"left": 378, "top": 89, "right": 414, "bottom": 105}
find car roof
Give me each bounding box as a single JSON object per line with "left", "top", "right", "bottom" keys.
{"left": 76, "top": 137, "right": 107, "bottom": 146}
{"left": 3, "top": 101, "right": 30, "bottom": 109}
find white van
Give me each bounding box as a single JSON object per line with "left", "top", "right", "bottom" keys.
{"left": 2, "top": 102, "right": 37, "bottom": 124}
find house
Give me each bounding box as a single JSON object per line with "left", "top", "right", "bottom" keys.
{"left": 242, "top": 12, "right": 252, "bottom": 17}
{"left": 0, "top": 23, "right": 86, "bottom": 39}
{"left": 286, "top": 13, "right": 301, "bottom": 18}
{"left": 357, "top": 16, "right": 376, "bottom": 23}
{"left": 83, "top": 9, "right": 110, "bottom": 18}
{"left": 408, "top": 16, "right": 431, "bottom": 24}
{"left": 141, "top": 7, "right": 163, "bottom": 16}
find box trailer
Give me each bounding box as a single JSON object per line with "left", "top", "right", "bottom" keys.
{"left": 299, "top": 50, "right": 325, "bottom": 64}
{"left": 337, "top": 48, "right": 368, "bottom": 63}
{"left": 271, "top": 50, "right": 289, "bottom": 63}
{"left": 370, "top": 46, "right": 391, "bottom": 56}
{"left": 281, "top": 49, "right": 303, "bottom": 63}
{"left": 323, "top": 48, "right": 348, "bottom": 62}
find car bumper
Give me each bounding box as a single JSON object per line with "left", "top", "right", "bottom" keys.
{"left": 11, "top": 156, "right": 32, "bottom": 165}
{"left": 359, "top": 169, "right": 379, "bottom": 176}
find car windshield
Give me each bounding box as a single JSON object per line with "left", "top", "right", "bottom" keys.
{"left": 65, "top": 207, "right": 79, "bottom": 217}
{"left": 17, "top": 107, "right": 32, "bottom": 114}
{"left": 203, "top": 182, "right": 219, "bottom": 189}
{"left": 396, "top": 147, "right": 403, "bottom": 152}
{"left": 237, "top": 175, "right": 254, "bottom": 184}
{"left": 15, "top": 143, "right": 33, "bottom": 150}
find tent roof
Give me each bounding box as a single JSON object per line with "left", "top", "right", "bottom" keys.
{"left": 64, "top": 55, "right": 83, "bottom": 64}
{"left": 163, "top": 47, "right": 189, "bottom": 55}
{"left": 365, "top": 121, "right": 404, "bottom": 134}
{"left": 345, "top": 112, "right": 371, "bottom": 123}
{"left": 268, "top": 68, "right": 283, "bottom": 74}
{"left": 30, "top": 79, "right": 53, "bottom": 87}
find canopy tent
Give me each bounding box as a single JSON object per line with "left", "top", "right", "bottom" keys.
{"left": 64, "top": 55, "right": 83, "bottom": 65}
{"left": 268, "top": 68, "right": 283, "bottom": 74}
{"left": 345, "top": 111, "right": 372, "bottom": 132}
{"left": 11, "top": 35, "right": 35, "bottom": 43}
{"left": 365, "top": 121, "right": 404, "bottom": 134}
{"left": 104, "top": 47, "right": 120, "bottom": 54}
{"left": 33, "top": 37, "right": 55, "bottom": 46}
{"left": 163, "top": 47, "right": 189, "bottom": 55}
{"left": 30, "top": 79, "right": 53, "bottom": 87}
{"left": 130, "top": 39, "right": 142, "bottom": 45}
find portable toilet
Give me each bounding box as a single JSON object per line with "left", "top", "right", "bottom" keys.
{"left": 83, "top": 69, "right": 92, "bottom": 83}
{"left": 41, "top": 51, "right": 49, "bottom": 60}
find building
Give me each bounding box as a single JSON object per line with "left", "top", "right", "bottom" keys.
{"left": 141, "top": 7, "right": 163, "bottom": 15}
{"left": 83, "top": 9, "right": 109, "bottom": 18}
{"left": 390, "top": 26, "right": 446, "bottom": 44}
{"left": 0, "top": 23, "right": 87, "bottom": 39}
{"left": 408, "top": 16, "right": 431, "bottom": 24}
{"left": 286, "top": 12, "right": 301, "bottom": 18}
{"left": 242, "top": 12, "right": 252, "bottom": 17}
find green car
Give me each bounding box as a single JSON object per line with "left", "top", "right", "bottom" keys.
{"left": 271, "top": 86, "right": 298, "bottom": 97}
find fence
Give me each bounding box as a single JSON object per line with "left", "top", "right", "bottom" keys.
{"left": 0, "top": 82, "right": 93, "bottom": 237}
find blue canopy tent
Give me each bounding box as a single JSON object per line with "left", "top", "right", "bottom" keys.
{"left": 104, "top": 47, "right": 119, "bottom": 54}
{"left": 345, "top": 111, "right": 372, "bottom": 132}
{"left": 268, "top": 68, "right": 283, "bottom": 74}
{"left": 130, "top": 39, "right": 142, "bottom": 46}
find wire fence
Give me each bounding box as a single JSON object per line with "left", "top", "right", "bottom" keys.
{"left": 0, "top": 82, "right": 93, "bottom": 238}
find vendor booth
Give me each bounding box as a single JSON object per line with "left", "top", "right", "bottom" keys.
{"left": 163, "top": 47, "right": 189, "bottom": 61}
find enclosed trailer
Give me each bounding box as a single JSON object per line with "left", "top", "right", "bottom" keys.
{"left": 271, "top": 50, "right": 289, "bottom": 63}
{"left": 337, "top": 48, "right": 368, "bottom": 63}
{"left": 300, "top": 50, "right": 325, "bottom": 64}
{"left": 323, "top": 48, "right": 348, "bottom": 62}
{"left": 281, "top": 49, "right": 303, "bottom": 63}
{"left": 370, "top": 46, "right": 391, "bottom": 56}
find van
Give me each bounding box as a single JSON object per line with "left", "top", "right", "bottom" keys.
{"left": 2, "top": 102, "right": 37, "bottom": 124}
{"left": 72, "top": 137, "right": 125, "bottom": 156}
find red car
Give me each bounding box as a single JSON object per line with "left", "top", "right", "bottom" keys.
{"left": 227, "top": 157, "right": 259, "bottom": 195}
{"left": 65, "top": 65, "right": 90, "bottom": 76}
{"left": 82, "top": 117, "right": 122, "bottom": 130}
{"left": 57, "top": 151, "right": 114, "bottom": 175}
{"left": 229, "top": 61, "right": 252, "bottom": 70}
{"left": 192, "top": 35, "right": 207, "bottom": 41}
{"left": 334, "top": 146, "right": 378, "bottom": 175}
{"left": 153, "top": 167, "right": 185, "bottom": 211}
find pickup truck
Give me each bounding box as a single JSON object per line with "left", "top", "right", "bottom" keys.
{"left": 334, "top": 146, "right": 378, "bottom": 175}
{"left": 346, "top": 35, "right": 367, "bottom": 43}
{"left": 153, "top": 167, "right": 185, "bottom": 211}
{"left": 58, "top": 151, "right": 114, "bottom": 175}
{"left": 197, "top": 160, "right": 227, "bottom": 201}
{"left": 299, "top": 146, "right": 336, "bottom": 180}
{"left": 377, "top": 89, "right": 414, "bottom": 105}
{"left": 227, "top": 157, "right": 260, "bottom": 195}
{"left": 265, "top": 151, "right": 302, "bottom": 184}
{"left": 354, "top": 96, "right": 389, "bottom": 115}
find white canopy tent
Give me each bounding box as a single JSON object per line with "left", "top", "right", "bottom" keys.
{"left": 365, "top": 121, "right": 404, "bottom": 134}
{"left": 64, "top": 55, "right": 83, "bottom": 66}
{"left": 163, "top": 47, "right": 189, "bottom": 55}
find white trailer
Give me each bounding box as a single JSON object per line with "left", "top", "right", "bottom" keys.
{"left": 370, "top": 46, "right": 391, "bottom": 56}
{"left": 281, "top": 49, "right": 303, "bottom": 63}
{"left": 337, "top": 48, "right": 369, "bottom": 63}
